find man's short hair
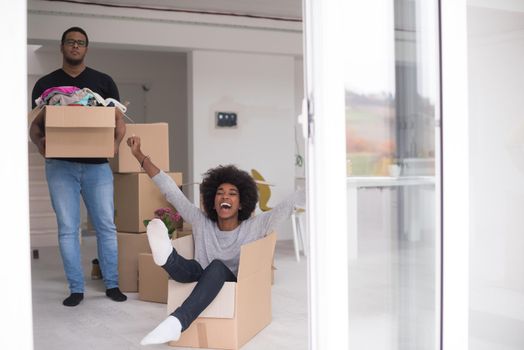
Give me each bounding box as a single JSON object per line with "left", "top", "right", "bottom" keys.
{"left": 61, "top": 27, "right": 89, "bottom": 47}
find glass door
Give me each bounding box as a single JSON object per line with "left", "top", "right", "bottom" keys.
{"left": 303, "top": 0, "right": 442, "bottom": 348}
{"left": 344, "top": 1, "right": 440, "bottom": 349}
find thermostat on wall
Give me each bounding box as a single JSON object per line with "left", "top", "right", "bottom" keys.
{"left": 215, "top": 112, "right": 238, "bottom": 128}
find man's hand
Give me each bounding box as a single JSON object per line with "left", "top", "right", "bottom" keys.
{"left": 29, "top": 110, "right": 46, "bottom": 158}
{"left": 37, "top": 136, "right": 46, "bottom": 157}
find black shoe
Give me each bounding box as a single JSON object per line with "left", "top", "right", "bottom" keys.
{"left": 63, "top": 293, "right": 84, "bottom": 307}
{"left": 106, "top": 287, "right": 127, "bottom": 302}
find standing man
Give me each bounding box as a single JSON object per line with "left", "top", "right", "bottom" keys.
{"left": 30, "top": 27, "right": 127, "bottom": 306}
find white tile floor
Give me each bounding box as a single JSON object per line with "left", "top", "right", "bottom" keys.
{"left": 31, "top": 237, "right": 308, "bottom": 350}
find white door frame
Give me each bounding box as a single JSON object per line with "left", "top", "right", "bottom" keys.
{"left": 0, "top": 1, "right": 34, "bottom": 350}
{"left": 440, "top": 0, "right": 469, "bottom": 348}
{"left": 303, "top": 0, "right": 349, "bottom": 349}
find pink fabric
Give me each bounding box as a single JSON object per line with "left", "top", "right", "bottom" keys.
{"left": 40, "top": 86, "right": 81, "bottom": 101}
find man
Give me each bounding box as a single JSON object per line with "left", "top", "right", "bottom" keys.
{"left": 30, "top": 27, "right": 127, "bottom": 307}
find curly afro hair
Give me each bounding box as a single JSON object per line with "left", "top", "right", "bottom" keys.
{"left": 200, "top": 165, "right": 258, "bottom": 222}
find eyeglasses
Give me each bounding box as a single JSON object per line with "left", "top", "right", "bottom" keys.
{"left": 64, "top": 39, "right": 87, "bottom": 47}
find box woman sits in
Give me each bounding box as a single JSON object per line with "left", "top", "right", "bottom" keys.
{"left": 126, "top": 136, "right": 304, "bottom": 345}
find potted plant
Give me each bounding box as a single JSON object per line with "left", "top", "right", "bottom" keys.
{"left": 144, "top": 207, "right": 183, "bottom": 238}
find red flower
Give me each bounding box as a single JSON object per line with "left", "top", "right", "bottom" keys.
{"left": 144, "top": 207, "right": 183, "bottom": 237}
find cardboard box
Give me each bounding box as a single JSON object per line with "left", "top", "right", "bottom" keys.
{"left": 110, "top": 123, "right": 169, "bottom": 173}
{"left": 167, "top": 232, "right": 276, "bottom": 350}
{"left": 137, "top": 235, "right": 191, "bottom": 303}
{"left": 175, "top": 223, "right": 192, "bottom": 239}
{"left": 33, "top": 105, "right": 116, "bottom": 158}
{"left": 117, "top": 232, "right": 151, "bottom": 292}
{"left": 114, "top": 172, "right": 183, "bottom": 232}
{"left": 138, "top": 253, "right": 169, "bottom": 303}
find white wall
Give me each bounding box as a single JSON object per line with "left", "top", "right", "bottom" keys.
{"left": 468, "top": 3, "right": 524, "bottom": 312}
{"left": 190, "top": 50, "right": 297, "bottom": 239}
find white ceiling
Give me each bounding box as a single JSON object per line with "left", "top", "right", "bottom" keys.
{"left": 61, "top": 0, "right": 303, "bottom": 20}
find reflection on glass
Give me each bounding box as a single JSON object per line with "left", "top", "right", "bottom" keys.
{"left": 344, "top": 0, "right": 440, "bottom": 349}
{"left": 346, "top": 92, "right": 396, "bottom": 176}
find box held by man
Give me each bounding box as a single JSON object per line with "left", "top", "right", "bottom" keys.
{"left": 34, "top": 105, "right": 116, "bottom": 158}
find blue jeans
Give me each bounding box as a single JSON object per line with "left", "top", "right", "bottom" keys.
{"left": 162, "top": 249, "right": 237, "bottom": 331}
{"left": 45, "top": 159, "right": 119, "bottom": 293}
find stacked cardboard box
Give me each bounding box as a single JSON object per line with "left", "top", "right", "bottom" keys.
{"left": 113, "top": 123, "right": 185, "bottom": 296}
{"left": 110, "top": 123, "right": 170, "bottom": 173}
{"left": 138, "top": 253, "right": 169, "bottom": 303}
{"left": 117, "top": 232, "right": 151, "bottom": 292}
{"left": 114, "top": 172, "right": 183, "bottom": 232}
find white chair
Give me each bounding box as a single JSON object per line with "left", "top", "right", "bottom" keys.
{"left": 292, "top": 176, "right": 307, "bottom": 261}
{"left": 290, "top": 207, "right": 306, "bottom": 262}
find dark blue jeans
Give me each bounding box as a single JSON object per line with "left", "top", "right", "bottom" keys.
{"left": 162, "top": 248, "right": 237, "bottom": 331}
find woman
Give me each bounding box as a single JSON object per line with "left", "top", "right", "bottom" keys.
{"left": 126, "top": 136, "right": 305, "bottom": 345}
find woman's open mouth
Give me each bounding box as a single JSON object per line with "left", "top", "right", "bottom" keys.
{"left": 220, "top": 202, "right": 232, "bottom": 209}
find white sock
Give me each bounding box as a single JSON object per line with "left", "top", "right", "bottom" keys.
{"left": 146, "top": 218, "right": 172, "bottom": 266}
{"left": 140, "top": 315, "right": 182, "bottom": 345}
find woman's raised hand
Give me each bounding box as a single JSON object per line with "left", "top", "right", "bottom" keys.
{"left": 126, "top": 135, "right": 142, "bottom": 159}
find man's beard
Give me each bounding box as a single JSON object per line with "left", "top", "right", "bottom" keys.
{"left": 64, "top": 56, "right": 84, "bottom": 66}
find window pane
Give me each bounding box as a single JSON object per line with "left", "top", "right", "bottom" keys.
{"left": 344, "top": 0, "right": 441, "bottom": 349}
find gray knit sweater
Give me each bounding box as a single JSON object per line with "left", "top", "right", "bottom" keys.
{"left": 152, "top": 171, "right": 305, "bottom": 276}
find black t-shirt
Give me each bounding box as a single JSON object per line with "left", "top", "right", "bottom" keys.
{"left": 31, "top": 67, "right": 120, "bottom": 164}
